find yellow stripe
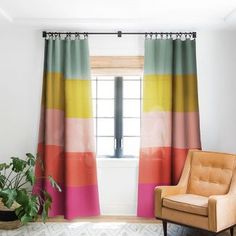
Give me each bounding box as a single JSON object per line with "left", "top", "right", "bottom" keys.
{"left": 65, "top": 79, "right": 92, "bottom": 118}
{"left": 46, "top": 72, "right": 65, "bottom": 110}
{"left": 143, "top": 74, "right": 199, "bottom": 112}
{"left": 45, "top": 72, "right": 93, "bottom": 118}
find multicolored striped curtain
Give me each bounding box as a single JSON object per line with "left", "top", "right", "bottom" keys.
{"left": 137, "top": 38, "right": 201, "bottom": 217}
{"left": 35, "top": 38, "right": 100, "bottom": 219}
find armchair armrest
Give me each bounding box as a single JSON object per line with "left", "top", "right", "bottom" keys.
{"left": 208, "top": 194, "right": 236, "bottom": 232}
{"left": 154, "top": 185, "right": 186, "bottom": 218}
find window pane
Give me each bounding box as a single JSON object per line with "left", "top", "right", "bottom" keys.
{"left": 123, "top": 137, "right": 140, "bottom": 157}
{"left": 123, "top": 80, "right": 140, "bottom": 98}
{"left": 97, "top": 80, "right": 114, "bottom": 98}
{"left": 123, "top": 118, "right": 140, "bottom": 136}
{"left": 92, "top": 100, "right": 96, "bottom": 117}
{"left": 92, "top": 80, "right": 96, "bottom": 98}
{"left": 97, "top": 118, "right": 114, "bottom": 136}
{"left": 97, "top": 137, "right": 114, "bottom": 156}
{"left": 97, "top": 100, "right": 114, "bottom": 117}
{"left": 123, "top": 100, "right": 140, "bottom": 117}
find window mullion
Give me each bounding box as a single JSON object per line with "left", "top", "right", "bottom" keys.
{"left": 114, "top": 76, "right": 123, "bottom": 158}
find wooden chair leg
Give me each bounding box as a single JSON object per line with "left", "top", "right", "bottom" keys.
{"left": 230, "top": 227, "right": 234, "bottom": 236}
{"left": 162, "top": 221, "right": 167, "bottom": 236}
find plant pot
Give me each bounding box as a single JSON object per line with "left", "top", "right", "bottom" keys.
{"left": 0, "top": 199, "right": 22, "bottom": 230}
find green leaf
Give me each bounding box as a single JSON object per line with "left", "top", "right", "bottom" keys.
{"left": 25, "top": 169, "right": 36, "bottom": 185}
{"left": 15, "top": 189, "right": 28, "bottom": 205}
{"left": 15, "top": 205, "right": 24, "bottom": 219}
{"left": 48, "top": 176, "right": 62, "bottom": 192}
{"left": 11, "top": 157, "right": 27, "bottom": 173}
{"left": 0, "top": 163, "right": 10, "bottom": 171}
{"left": 26, "top": 153, "right": 35, "bottom": 159}
{"left": 41, "top": 191, "right": 52, "bottom": 223}
{"left": 26, "top": 153, "right": 36, "bottom": 166}
{"left": 0, "top": 175, "right": 6, "bottom": 188}
{"left": 0, "top": 189, "right": 17, "bottom": 208}
{"left": 20, "top": 214, "right": 33, "bottom": 224}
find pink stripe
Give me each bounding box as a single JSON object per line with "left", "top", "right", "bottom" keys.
{"left": 43, "top": 182, "right": 100, "bottom": 219}
{"left": 38, "top": 106, "right": 45, "bottom": 143}
{"left": 65, "top": 118, "right": 95, "bottom": 152}
{"left": 65, "top": 185, "right": 100, "bottom": 219}
{"left": 173, "top": 112, "right": 201, "bottom": 148}
{"left": 141, "top": 112, "right": 171, "bottom": 148}
{"left": 45, "top": 109, "right": 64, "bottom": 146}
{"left": 141, "top": 111, "right": 201, "bottom": 149}
{"left": 137, "top": 183, "right": 158, "bottom": 218}
{"left": 44, "top": 181, "right": 65, "bottom": 216}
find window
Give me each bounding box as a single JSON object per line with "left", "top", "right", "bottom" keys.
{"left": 92, "top": 75, "right": 142, "bottom": 158}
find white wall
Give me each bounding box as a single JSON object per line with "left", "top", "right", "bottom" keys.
{"left": 0, "top": 27, "right": 236, "bottom": 215}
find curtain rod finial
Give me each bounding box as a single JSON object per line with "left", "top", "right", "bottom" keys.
{"left": 117, "top": 31, "right": 122, "bottom": 37}
{"left": 42, "top": 31, "right": 47, "bottom": 38}
{"left": 193, "top": 32, "right": 197, "bottom": 38}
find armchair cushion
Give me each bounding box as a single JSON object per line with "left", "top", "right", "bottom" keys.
{"left": 187, "top": 151, "right": 235, "bottom": 197}
{"left": 163, "top": 194, "right": 208, "bottom": 216}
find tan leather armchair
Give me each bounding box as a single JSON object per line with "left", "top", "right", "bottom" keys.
{"left": 155, "top": 150, "right": 236, "bottom": 236}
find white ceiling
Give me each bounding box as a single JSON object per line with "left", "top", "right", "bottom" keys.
{"left": 0, "top": 0, "right": 236, "bottom": 30}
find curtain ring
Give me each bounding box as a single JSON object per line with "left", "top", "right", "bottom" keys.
{"left": 75, "top": 33, "right": 80, "bottom": 40}
{"left": 84, "top": 33, "right": 88, "bottom": 39}
{"left": 161, "top": 33, "right": 163, "bottom": 39}
{"left": 145, "top": 33, "right": 148, "bottom": 39}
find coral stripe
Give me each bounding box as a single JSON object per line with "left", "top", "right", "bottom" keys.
{"left": 65, "top": 152, "right": 98, "bottom": 186}
{"left": 43, "top": 145, "right": 64, "bottom": 184}
{"left": 65, "top": 118, "right": 95, "bottom": 152}
{"left": 172, "top": 148, "right": 193, "bottom": 184}
{"left": 139, "top": 147, "right": 171, "bottom": 184}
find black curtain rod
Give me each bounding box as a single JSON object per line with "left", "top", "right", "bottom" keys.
{"left": 42, "top": 31, "right": 197, "bottom": 38}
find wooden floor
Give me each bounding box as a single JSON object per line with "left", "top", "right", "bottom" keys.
{"left": 45, "top": 215, "right": 158, "bottom": 224}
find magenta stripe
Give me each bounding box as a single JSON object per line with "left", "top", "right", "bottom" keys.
{"left": 40, "top": 182, "right": 100, "bottom": 219}
{"left": 44, "top": 181, "right": 65, "bottom": 216}
{"left": 65, "top": 185, "right": 100, "bottom": 219}
{"left": 137, "top": 183, "right": 157, "bottom": 218}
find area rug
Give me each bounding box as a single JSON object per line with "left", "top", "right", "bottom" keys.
{"left": 0, "top": 222, "right": 232, "bottom": 236}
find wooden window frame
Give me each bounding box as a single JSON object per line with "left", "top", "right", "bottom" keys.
{"left": 90, "top": 56, "right": 144, "bottom": 76}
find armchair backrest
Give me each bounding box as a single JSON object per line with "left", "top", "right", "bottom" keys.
{"left": 186, "top": 150, "right": 236, "bottom": 197}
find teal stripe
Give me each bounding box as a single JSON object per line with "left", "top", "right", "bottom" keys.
{"left": 144, "top": 38, "right": 196, "bottom": 75}
{"left": 46, "top": 39, "right": 90, "bottom": 80}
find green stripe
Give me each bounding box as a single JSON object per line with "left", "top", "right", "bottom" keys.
{"left": 144, "top": 38, "right": 197, "bottom": 75}
{"left": 46, "top": 39, "right": 91, "bottom": 80}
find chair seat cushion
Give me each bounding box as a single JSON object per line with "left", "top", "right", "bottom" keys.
{"left": 163, "top": 194, "right": 208, "bottom": 216}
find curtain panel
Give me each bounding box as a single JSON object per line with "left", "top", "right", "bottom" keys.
{"left": 34, "top": 38, "right": 100, "bottom": 219}
{"left": 137, "top": 38, "right": 201, "bottom": 217}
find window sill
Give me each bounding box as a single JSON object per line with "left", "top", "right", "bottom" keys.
{"left": 96, "top": 157, "right": 139, "bottom": 168}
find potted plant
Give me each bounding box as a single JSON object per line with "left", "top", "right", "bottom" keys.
{"left": 0, "top": 153, "right": 61, "bottom": 229}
